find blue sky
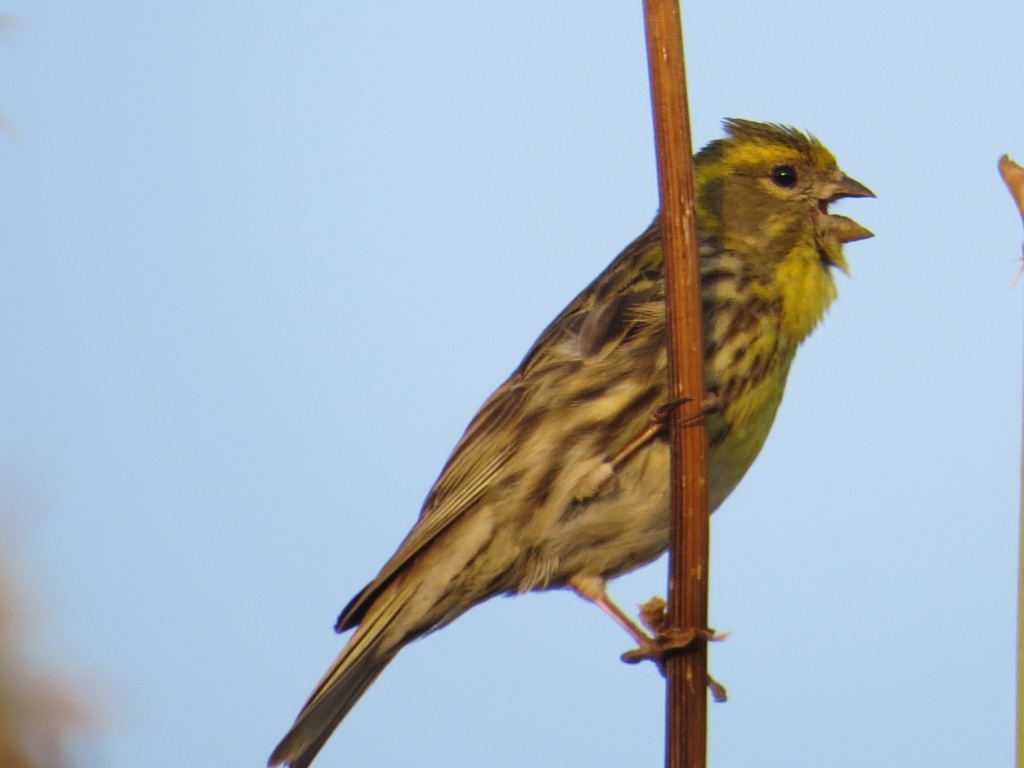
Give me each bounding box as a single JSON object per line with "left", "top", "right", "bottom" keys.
{"left": 2, "top": 2, "right": 1023, "bottom": 767}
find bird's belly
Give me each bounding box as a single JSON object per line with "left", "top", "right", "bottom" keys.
{"left": 706, "top": 366, "right": 788, "bottom": 509}
{"left": 522, "top": 379, "right": 786, "bottom": 591}
{"left": 527, "top": 439, "right": 673, "bottom": 588}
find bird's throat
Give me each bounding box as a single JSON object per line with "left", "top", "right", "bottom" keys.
{"left": 774, "top": 246, "right": 838, "bottom": 343}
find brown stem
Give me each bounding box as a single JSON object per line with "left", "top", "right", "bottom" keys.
{"left": 641, "top": 3, "right": 709, "bottom": 768}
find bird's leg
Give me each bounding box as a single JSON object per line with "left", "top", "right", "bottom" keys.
{"left": 572, "top": 393, "right": 720, "bottom": 502}
{"left": 570, "top": 574, "right": 657, "bottom": 650}
{"left": 569, "top": 577, "right": 728, "bottom": 702}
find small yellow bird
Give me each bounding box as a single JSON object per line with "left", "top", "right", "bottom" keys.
{"left": 270, "top": 119, "right": 873, "bottom": 768}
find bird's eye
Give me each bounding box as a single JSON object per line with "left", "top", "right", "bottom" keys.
{"left": 770, "top": 165, "right": 798, "bottom": 188}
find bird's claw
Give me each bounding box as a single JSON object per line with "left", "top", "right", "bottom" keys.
{"left": 707, "top": 675, "right": 729, "bottom": 703}
{"left": 653, "top": 393, "right": 722, "bottom": 425}
{"left": 619, "top": 627, "right": 719, "bottom": 666}
{"left": 622, "top": 596, "right": 729, "bottom": 701}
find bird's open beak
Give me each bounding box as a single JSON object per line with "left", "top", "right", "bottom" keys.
{"left": 822, "top": 173, "right": 875, "bottom": 243}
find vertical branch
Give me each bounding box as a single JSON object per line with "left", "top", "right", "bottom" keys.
{"left": 1019, "top": 318, "right": 1024, "bottom": 768}
{"left": 998, "top": 154, "right": 1024, "bottom": 768}
{"left": 642, "top": 3, "right": 709, "bottom": 768}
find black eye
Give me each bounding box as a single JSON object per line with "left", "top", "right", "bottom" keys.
{"left": 770, "top": 165, "right": 798, "bottom": 188}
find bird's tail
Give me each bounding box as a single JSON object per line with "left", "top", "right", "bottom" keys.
{"left": 268, "top": 581, "right": 415, "bottom": 768}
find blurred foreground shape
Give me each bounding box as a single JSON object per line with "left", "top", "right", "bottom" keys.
{"left": 0, "top": 543, "right": 90, "bottom": 768}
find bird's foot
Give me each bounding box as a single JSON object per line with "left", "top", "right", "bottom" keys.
{"left": 571, "top": 394, "right": 721, "bottom": 503}
{"left": 619, "top": 627, "right": 714, "bottom": 665}
{"left": 651, "top": 392, "right": 722, "bottom": 426}
{"left": 619, "top": 596, "right": 729, "bottom": 702}
{"left": 572, "top": 462, "right": 615, "bottom": 502}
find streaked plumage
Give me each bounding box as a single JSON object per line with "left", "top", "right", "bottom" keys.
{"left": 270, "top": 119, "right": 873, "bottom": 768}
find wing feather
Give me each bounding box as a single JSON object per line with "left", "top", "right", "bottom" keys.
{"left": 337, "top": 218, "right": 666, "bottom": 631}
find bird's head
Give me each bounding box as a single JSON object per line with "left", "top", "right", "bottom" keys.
{"left": 694, "top": 118, "right": 874, "bottom": 275}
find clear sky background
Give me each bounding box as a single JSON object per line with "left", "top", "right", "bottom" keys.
{"left": 2, "top": 2, "right": 1023, "bottom": 767}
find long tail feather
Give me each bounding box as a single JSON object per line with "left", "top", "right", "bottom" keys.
{"left": 269, "top": 583, "right": 413, "bottom": 768}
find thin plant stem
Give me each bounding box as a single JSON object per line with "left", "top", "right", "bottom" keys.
{"left": 642, "top": 3, "right": 709, "bottom": 768}
{"left": 998, "top": 154, "right": 1024, "bottom": 768}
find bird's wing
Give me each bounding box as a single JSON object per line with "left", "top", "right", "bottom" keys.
{"left": 336, "top": 222, "right": 665, "bottom": 632}
{"left": 335, "top": 345, "right": 552, "bottom": 631}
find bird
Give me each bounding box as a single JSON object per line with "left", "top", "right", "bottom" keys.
{"left": 269, "top": 118, "right": 874, "bottom": 768}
